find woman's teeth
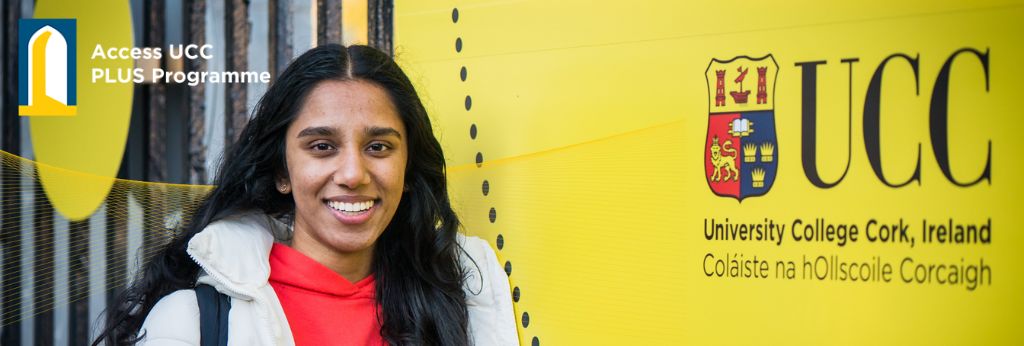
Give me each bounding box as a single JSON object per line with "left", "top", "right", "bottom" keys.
{"left": 328, "top": 200, "right": 374, "bottom": 213}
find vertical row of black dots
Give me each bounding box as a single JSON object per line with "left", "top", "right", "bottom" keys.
{"left": 453, "top": 7, "right": 537, "bottom": 346}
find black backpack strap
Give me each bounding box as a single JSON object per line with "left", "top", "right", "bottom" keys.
{"left": 195, "top": 284, "right": 231, "bottom": 346}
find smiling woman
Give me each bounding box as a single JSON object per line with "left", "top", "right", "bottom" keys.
{"left": 282, "top": 80, "right": 409, "bottom": 284}
{"left": 91, "top": 44, "right": 518, "bottom": 346}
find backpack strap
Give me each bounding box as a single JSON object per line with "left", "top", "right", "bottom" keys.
{"left": 195, "top": 284, "right": 231, "bottom": 346}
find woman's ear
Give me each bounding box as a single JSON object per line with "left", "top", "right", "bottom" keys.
{"left": 276, "top": 178, "right": 292, "bottom": 194}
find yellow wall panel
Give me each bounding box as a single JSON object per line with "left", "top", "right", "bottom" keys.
{"left": 396, "top": 1, "right": 1024, "bottom": 344}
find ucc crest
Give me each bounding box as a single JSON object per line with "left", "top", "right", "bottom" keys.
{"left": 704, "top": 55, "right": 779, "bottom": 201}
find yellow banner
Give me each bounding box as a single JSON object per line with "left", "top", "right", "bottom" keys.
{"left": 396, "top": 1, "right": 1023, "bottom": 344}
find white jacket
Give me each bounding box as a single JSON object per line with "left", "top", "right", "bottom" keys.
{"left": 138, "top": 212, "right": 519, "bottom": 345}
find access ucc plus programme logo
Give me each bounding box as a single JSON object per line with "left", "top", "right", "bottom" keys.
{"left": 19, "top": 18, "right": 77, "bottom": 116}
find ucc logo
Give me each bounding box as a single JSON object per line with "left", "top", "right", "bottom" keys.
{"left": 704, "top": 49, "right": 992, "bottom": 201}
{"left": 704, "top": 55, "right": 780, "bottom": 201}
{"left": 18, "top": 18, "right": 77, "bottom": 116}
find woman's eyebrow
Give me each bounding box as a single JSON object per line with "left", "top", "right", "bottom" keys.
{"left": 296, "top": 126, "right": 335, "bottom": 138}
{"left": 366, "top": 126, "right": 402, "bottom": 139}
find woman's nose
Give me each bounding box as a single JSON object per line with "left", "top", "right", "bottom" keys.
{"left": 333, "top": 147, "right": 371, "bottom": 189}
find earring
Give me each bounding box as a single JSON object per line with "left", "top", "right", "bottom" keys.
{"left": 278, "top": 183, "right": 290, "bottom": 193}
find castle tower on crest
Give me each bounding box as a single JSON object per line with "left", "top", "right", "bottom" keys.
{"left": 756, "top": 66, "right": 768, "bottom": 104}
{"left": 715, "top": 70, "right": 726, "bottom": 107}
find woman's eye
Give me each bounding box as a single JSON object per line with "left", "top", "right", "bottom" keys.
{"left": 311, "top": 142, "right": 334, "bottom": 151}
{"left": 367, "top": 143, "right": 390, "bottom": 152}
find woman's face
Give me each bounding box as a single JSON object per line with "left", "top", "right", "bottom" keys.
{"left": 281, "top": 80, "right": 407, "bottom": 258}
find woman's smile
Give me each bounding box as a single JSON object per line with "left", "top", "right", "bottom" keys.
{"left": 325, "top": 197, "right": 379, "bottom": 224}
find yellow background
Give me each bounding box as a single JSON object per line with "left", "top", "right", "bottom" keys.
{"left": 395, "top": 0, "right": 1023, "bottom": 344}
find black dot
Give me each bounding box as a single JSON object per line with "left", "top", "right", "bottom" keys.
{"left": 482, "top": 180, "right": 489, "bottom": 196}
{"left": 512, "top": 286, "right": 520, "bottom": 302}
{"left": 455, "top": 37, "right": 462, "bottom": 52}
{"left": 460, "top": 66, "right": 467, "bottom": 81}
{"left": 532, "top": 337, "right": 540, "bottom": 346}
{"left": 522, "top": 311, "right": 530, "bottom": 328}
{"left": 470, "top": 124, "right": 477, "bottom": 139}
{"left": 504, "top": 261, "right": 512, "bottom": 276}
{"left": 496, "top": 234, "right": 504, "bottom": 249}
{"left": 475, "top": 152, "right": 483, "bottom": 167}
{"left": 489, "top": 207, "right": 496, "bottom": 223}
{"left": 452, "top": 8, "right": 459, "bottom": 23}
{"left": 464, "top": 95, "right": 472, "bottom": 110}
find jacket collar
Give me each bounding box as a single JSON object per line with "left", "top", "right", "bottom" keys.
{"left": 187, "top": 212, "right": 288, "bottom": 298}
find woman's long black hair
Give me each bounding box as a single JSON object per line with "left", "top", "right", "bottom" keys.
{"left": 93, "top": 44, "right": 469, "bottom": 345}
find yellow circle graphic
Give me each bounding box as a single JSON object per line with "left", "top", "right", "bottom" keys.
{"left": 29, "top": 0, "right": 134, "bottom": 220}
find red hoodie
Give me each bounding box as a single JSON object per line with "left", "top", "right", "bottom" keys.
{"left": 268, "top": 243, "right": 386, "bottom": 345}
